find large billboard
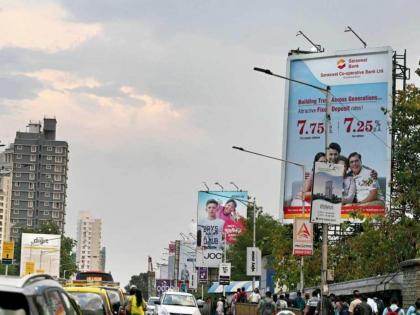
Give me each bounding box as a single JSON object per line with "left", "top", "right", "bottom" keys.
{"left": 20, "top": 233, "right": 61, "bottom": 277}
{"left": 178, "top": 240, "right": 195, "bottom": 281}
{"left": 197, "top": 191, "right": 248, "bottom": 250}
{"left": 281, "top": 47, "right": 393, "bottom": 220}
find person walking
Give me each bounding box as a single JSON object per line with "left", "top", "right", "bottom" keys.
{"left": 349, "top": 291, "right": 362, "bottom": 315}
{"left": 217, "top": 298, "right": 224, "bottom": 315}
{"left": 258, "top": 291, "right": 276, "bottom": 315}
{"left": 127, "top": 289, "right": 147, "bottom": 315}
{"left": 249, "top": 288, "right": 262, "bottom": 304}
{"left": 406, "top": 299, "right": 420, "bottom": 315}
{"left": 293, "top": 291, "right": 306, "bottom": 311}
{"left": 276, "top": 295, "right": 288, "bottom": 310}
{"left": 304, "top": 291, "right": 320, "bottom": 315}
{"left": 382, "top": 297, "right": 405, "bottom": 315}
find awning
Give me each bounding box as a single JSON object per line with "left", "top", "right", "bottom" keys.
{"left": 207, "top": 281, "right": 260, "bottom": 294}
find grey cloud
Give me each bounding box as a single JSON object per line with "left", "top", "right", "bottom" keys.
{"left": 0, "top": 74, "right": 43, "bottom": 100}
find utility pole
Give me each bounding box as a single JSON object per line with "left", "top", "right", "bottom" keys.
{"left": 252, "top": 197, "right": 256, "bottom": 290}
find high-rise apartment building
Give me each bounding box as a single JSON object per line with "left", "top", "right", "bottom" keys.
{"left": 9, "top": 118, "right": 69, "bottom": 241}
{"left": 0, "top": 151, "right": 12, "bottom": 254}
{"left": 76, "top": 211, "right": 103, "bottom": 272}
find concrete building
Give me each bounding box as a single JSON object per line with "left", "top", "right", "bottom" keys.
{"left": 76, "top": 211, "right": 103, "bottom": 272}
{"left": 9, "top": 118, "right": 69, "bottom": 241}
{"left": 0, "top": 151, "right": 13, "bottom": 254}
{"left": 99, "top": 247, "right": 106, "bottom": 272}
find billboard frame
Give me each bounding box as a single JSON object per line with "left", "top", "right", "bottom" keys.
{"left": 280, "top": 46, "right": 393, "bottom": 222}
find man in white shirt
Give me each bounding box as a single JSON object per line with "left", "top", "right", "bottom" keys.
{"left": 198, "top": 199, "right": 225, "bottom": 250}
{"left": 248, "top": 288, "right": 261, "bottom": 304}
{"left": 348, "top": 153, "right": 383, "bottom": 204}
{"left": 367, "top": 297, "right": 378, "bottom": 315}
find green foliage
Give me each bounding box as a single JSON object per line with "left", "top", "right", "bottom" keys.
{"left": 390, "top": 84, "right": 420, "bottom": 219}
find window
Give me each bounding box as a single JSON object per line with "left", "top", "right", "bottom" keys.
{"left": 29, "top": 182, "right": 34, "bottom": 189}
{"left": 14, "top": 182, "right": 20, "bottom": 187}
{"left": 14, "top": 200, "right": 19, "bottom": 206}
{"left": 28, "top": 192, "right": 34, "bottom": 199}
{"left": 31, "top": 145, "right": 37, "bottom": 152}
{"left": 52, "top": 203, "right": 60, "bottom": 210}
{"left": 53, "top": 184, "right": 61, "bottom": 191}
{"left": 27, "top": 219, "right": 33, "bottom": 226}
{"left": 47, "top": 146, "right": 53, "bottom": 151}
{"left": 30, "top": 164, "right": 35, "bottom": 171}
{"left": 29, "top": 173, "right": 35, "bottom": 180}
{"left": 46, "top": 164, "right": 52, "bottom": 170}
{"left": 54, "top": 175, "right": 61, "bottom": 181}
{"left": 45, "top": 183, "right": 51, "bottom": 188}
{"left": 43, "top": 210, "right": 50, "bottom": 215}
{"left": 55, "top": 156, "right": 62, "bottom": 163}
{"left": 52, "top": 211, "right": 59, "bottom": 218}
{"left": 61, "top": 292, "right": 78, "bottom": 315}
{"left": 47, "top": 155, "right": 52, "bottom": 161}
{"left": 46, "top": 174, "right": 52, "bottom": 179}
{"left": 44, "top": 201, "right": 50, "bottom": 206}
{"left": 15, "top": 172, "right": 21, "bottom": 178}
{"left": 17, "top": 163, "right": 22, "bottom": 168}
{"left": 45, "top": 290, "right": 66, "bottom": 315}
{"left": 55, "top": 147, "right": 63, "bottom": 154}
{"left": 28, "top": 210, "right": 34, "bottom": 217}
{"left": 16, "top": 154, "right": 22, "bottom": 159}
{"left": 14, "top": 191, "right": 20, "bottom": 196}
{"left": 30, "top": 155, "right": 36, "bottom": 162}
{"left": 53, "top": 193, "right": 60, "bottom": 200}
{"left": 45, "top": 192, "right": 50, "bottom": 197}
{"left": 28, "top": 201, "right": 33, "bottom": 208}
{"left": 13, "top": 209, "right": 19, "bottom": 214}
{"left": 16, "top": 145, "right": 22, "bottom": 150}
{"left": 13, "top": 228, "right": 19, "bottom": 233}
{"left": 54, "top": 165, "right": 62, "bottom": 172}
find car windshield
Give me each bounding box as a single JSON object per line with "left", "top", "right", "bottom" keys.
{"left": 68, "top": 292, "right": 106, "bottom": 315}
{"left": 162, "top": 294, "right": 196, "bottom": 307}
{"left": 148, "top": 298, "right": 160, "bottom": 306}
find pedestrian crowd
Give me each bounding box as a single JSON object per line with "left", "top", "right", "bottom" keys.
{"left": 201, "top": 288, "right": 420, "bottom": 315}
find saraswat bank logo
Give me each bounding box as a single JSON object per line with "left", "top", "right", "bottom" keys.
{"left": 337, "top": 58, "right": 346, "bottom": 69}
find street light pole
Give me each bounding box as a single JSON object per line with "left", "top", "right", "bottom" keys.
{"left": 253, "top": 66, "right": 332, "bottom": 308}
{"left": 232, "top": 146, "right": 306, "bottom": 291}
{"left": 252, "top": 197, "right": 256, "bottom": 291}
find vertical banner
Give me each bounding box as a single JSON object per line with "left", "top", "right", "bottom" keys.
{"left": 189, "top": 271, "right": 198, "bottom": 289}
{"left": 197, "top": 191, "right": 248, "bottom": 267}
{"left": 178, "top": 240, "right": 196, "bottom": 281}
{"left": 20, "top": 233, "right": 61, "bottom": 277}
{"left": 281, "top": 47, "right": 392, "bottom": 221}
{"left": 310, "top": 162, "right": 344, "bottom": 224}
{"left": 246, "top": 247, "right": 262, "bottom": 276}
{"left": 219, "top": 262, "right": 231, "bottom": 285}
{"left": 293, "top": 218, "right": 313, "bottom": 256}
{"left": 198, "top": 267, "right": 208, "bottom": 283}
{"left": 174, "top": 240, "right": 180, "bottom": 280}
{"left": 1, "top": 240, "right": 14, "bottom": 265}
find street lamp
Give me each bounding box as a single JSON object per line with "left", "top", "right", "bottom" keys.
{"left": 232, "top": 146, "right": 307, "bottom": 291}
{"left": 253, "top": 66, "right": 332, "bottom": 311}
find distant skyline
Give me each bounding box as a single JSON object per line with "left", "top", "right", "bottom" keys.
{"left": 1, "top": 0, "right": 419, "bottom": 283}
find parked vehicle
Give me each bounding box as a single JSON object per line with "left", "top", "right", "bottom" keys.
{"left": 0, "top": 273, "right": 82, "bottom": 315}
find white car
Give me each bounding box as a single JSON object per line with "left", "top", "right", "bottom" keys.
{"left": 156, "top": 291, "right": 201, "bottom": 315}
{"left": 147, "top": 296, "right": 161, "bottom": 315}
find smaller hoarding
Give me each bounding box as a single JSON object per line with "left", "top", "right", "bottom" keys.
{"left": 189, "top": 272, "right": 198, "bottom": 289}
{"left": 219, "top": 263, "right": 231, "bottom": 285}
{"left": 198, "top": 267, "right": 208, "bottom": 284}
{"left": 310, "top": 162, "right": 344, "bottom": 225}
{"left": 178, "top": 241, "right": 195, "bottom": 281}
{"left": 20, "top": 233, "right": 61, "bottom": 277}
{"left": 196, "top": 249, "right": 223, "bottom": 268}
{"left": 246, "top": 247, "right": 262, "bottom": 276}
{"left": 155, "top": 279, "right": 176, "bottom": 296}
{"left": 293, "top": 218, "right": 313, "bottom": 256}
{"left": 1, "top": 240, "right": 14, "bottom": 265}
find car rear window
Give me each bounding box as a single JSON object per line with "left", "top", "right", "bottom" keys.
{"left": 0, "top": 291, "right": 29, "bottom": 315}
{"left": 68, "top": 292, "right": 106, "bottom": 315}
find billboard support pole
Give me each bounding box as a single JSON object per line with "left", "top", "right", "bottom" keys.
{"left": 252, "top": 197, "right": 256, "bottom": 291}
{"left": 321, "top": 85, "right": 332, "bottom": 314}
{"left": 300, "top": 164, "right": 306, "bottom": 292}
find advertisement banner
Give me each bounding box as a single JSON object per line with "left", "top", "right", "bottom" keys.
{"left": 20, "top": 233, "right": 61, "bottom": 277}
{"left": 246, "top": 247, "right": 262, "bottom": 276}
{"left": 155, "top": 279, "right": 176, "bottom": 296}
{"left": 310, "top": 162, "right": 344, "bottom": 224}
{"left": 189, "top": 271, "right": 198, "bottom": 289}
{"left": 281, "top": 47, "right": 392, "bottom": 220}
{"left": 198, "top": 267, "right": 208, "bottom": 283}
{"left": 1, "top": 240, "right": 14, "bottom": 265}
{"left": 219, "top": 262, "right": 231, "bottom": 285}
{"left": 196, "top": 248, "right": 223, "bottom": 268}
{"left": 293, "top": 218, "right": 313, "bottom": 256}
{"left": 197, "top": 191, "right": 248, "bottom": 249}
{"left": 178, "top": 240, "right": 196, "bottom": 281}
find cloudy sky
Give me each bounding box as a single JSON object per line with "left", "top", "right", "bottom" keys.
{"left": 1, "top": 0, "right": 419, "bottom": 283}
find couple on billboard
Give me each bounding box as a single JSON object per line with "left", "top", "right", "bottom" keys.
{"left": 291, "top": 142, "right": 384, "bottom": 208}
{"left": 198, "top": 198, "right": 245, "bottom": 250}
